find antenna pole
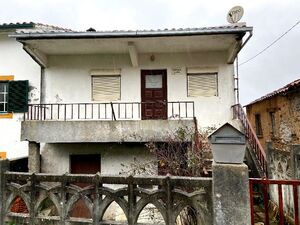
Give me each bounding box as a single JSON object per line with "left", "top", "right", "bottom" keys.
{"left": 234, "top": 56, "right": 240, "bottom": 104}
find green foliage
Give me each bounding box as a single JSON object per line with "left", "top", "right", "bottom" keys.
{"left": 6, "top": 222, "right": 16, "bottom": 225}
{"left": 121, "top": 125, "right": 216, "bottom": 177}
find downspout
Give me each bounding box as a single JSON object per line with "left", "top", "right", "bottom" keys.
{"left": 234, "top": 30, "right": 253, "bottom": 104}
{"left": 40, "top": 67, "right": 45, "bottom": 104}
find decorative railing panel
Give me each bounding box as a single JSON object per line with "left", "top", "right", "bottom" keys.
{"left": 24, "top": 101, "right": 195, "bottom": 121}
{"left": 2, "top": 172, "right": 212, "bottom": 225}
{"left": 232, "top": 104, "right": 267, "bottom": 177}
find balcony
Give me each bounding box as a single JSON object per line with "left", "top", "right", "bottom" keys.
{"left": 21, "top": 101, "right": 195, "bottom": 143}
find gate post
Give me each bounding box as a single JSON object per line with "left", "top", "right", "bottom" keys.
{"left": 212, "top": 162, "right": 251, "bottom": 225}
{"left": 0, "top": 159, "right": 9, "bottom": 225}
{"left": 28, "top": 141, "right": 40, "bottom": 173}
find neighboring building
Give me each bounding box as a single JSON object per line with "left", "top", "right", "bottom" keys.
{"left": 5, "top": 23, "right": 253, "bottom": 175}
{"left": 0, "top": 22, "right": 41, "bottom": 160}
{"left": 246, "top": 79, "right": 300, "bottom": 151}
{"left": 246, "top": 79, "right": 300, "bottom": 218}
{"left": 0, "top": 22, "right": 72, "bottom": 160}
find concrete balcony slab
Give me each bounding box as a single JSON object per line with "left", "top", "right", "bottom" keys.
{"left": 21, "top": 120, "right": 195, "bottom": 143}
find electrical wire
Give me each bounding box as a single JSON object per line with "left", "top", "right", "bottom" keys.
{"left": 239, "top": 20, "right": 300, "bottom": 66}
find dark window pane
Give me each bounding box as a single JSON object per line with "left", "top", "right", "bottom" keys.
{"left": 255, "top": 114, "right": 263, "bottom": 136}
{"left": 0, "top": 94, "right": 4, "bottom": 102}
{"left": 0, "top": 83, "right": 7, "bottom": 92}
{"left": 0, "top": 103, "right": 5, "bottom": 112}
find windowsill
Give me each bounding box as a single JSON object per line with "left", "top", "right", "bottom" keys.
{"left": 0, "top": 113, "right": 13, "bottom": 119}
{"left": 0, "top": 152, "right": 6, "bottom": 159}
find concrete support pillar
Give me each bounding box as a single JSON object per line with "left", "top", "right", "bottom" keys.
{"left": 28, "top": 141, "right": 40, "bottom": 173}
{"left": 213, "top": 162, "right": 251, "bottom": 225}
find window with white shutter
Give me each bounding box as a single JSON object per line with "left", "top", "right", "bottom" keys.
{"left": 187, "top": 72, "right": 218, "bottom": 97}
{"left": 91, "top": 69, "right": 121, "bottom": 101}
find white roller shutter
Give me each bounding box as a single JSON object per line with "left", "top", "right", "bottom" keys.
{"left": 92, "top": 75, "right": 120, "bottom": 101}
{"left": 187, "top": 73, "right": 218, "bottom": 97}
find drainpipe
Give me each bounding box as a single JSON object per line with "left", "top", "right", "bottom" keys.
{"left": 40, "top": 67, "right": 45, "bottom": 104}
{"left": 234, "top": 30, "right": 253, "bottom": 104}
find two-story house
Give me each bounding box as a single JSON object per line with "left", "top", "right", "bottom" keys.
{"left": 0, "top": 23, "right": 43, "bottom": 160}
{"left": 9, "top": 23, "right": 253, "bottom": 175}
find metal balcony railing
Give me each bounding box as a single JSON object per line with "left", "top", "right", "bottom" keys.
{"left": 24, "top": 101, "right": 195, "bottom": 121}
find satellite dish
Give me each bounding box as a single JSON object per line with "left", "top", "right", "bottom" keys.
{"left": 227, "top": 6, "right": 244, "bottom": 24}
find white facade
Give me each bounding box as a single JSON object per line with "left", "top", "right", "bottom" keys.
{"left": 45, "top": 51, "right": 234, "bottom": 127}
{"left": 41, "top": 143, "right": 156, "bottom": 175}
{"left": 0, "top": 31, "right": 40, "bottom": 159}
{"left": 35, "top": 50, "right": 234, "bottom": 174}
{"left": 3, "top": 24, "right": 252, "bottom": 174}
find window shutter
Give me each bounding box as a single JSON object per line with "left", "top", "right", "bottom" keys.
{"left": 92, "top": 76, "right": 120, "bottom": 101}
{"left": 188, "top": 74, "right": 218, "bottom": 97}
{"left": 7, "top": 80, "right": 29, "bottom": 112}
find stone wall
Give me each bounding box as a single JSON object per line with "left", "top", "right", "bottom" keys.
{"left": 246, "top": 92, "right": 300, "bottom": 151}
{"left": 267, "top": 144, "right": 300, "bottom": 215}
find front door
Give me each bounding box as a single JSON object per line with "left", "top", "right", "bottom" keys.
{"left": 141, "top": 70, "right": 167, "bottom": 120}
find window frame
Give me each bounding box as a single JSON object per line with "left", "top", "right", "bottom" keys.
{"left": 0, "top": 82, "right": 9, "bottom": 113}
{"left": 186, "top": 72, "right": 218, "bottom": 97}
{"left": 255, "top": 113, "right": 263, "bottom": 137}
{"left": 0, "top": 75, "right": 14, "bottom": 119}
{"left": 90, "top": 69, "right": 121, "bottom": 102}
{"left": 269, "top": 111, "right": 276, "bottom": 137}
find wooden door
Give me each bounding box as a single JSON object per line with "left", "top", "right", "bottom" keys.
{"left": 70, "top": 154, "right": 100, "bottom": 175}
{"left": 141, "top": 70, "right": 167, "bottom": 120}
{"left": 70, "top": 154, "right": 100, "bottom": 218}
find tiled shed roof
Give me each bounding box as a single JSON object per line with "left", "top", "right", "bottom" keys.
{"left": 246, "top": 79, "right": 300, "bottom": 106}
{"left": 0, "top": 22, "right": 35, "bottom": 29}
{"left": 11, "top": 23, "right": 252, "bottom": 40}
{"left": 0, "top": 22, "right": 72, "bottom": 32}
{"left": 14, "top": 22, "right": 250, "bottom": 35}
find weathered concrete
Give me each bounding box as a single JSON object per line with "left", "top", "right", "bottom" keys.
{"left": 213, "top": 162, "right": 250, "bottom": 225}
{"left": 28, "top": 141, "right": 40, "bottom": 173}
{"left": 21, "top": 120, "right": 194, "bottom": 143}
{"left": 291, "top": 144, "right": 300, "bottom": 179}
{"left": 2, "top": 172, "right": 213, "bottom": 225}
{"left": 267, "top": 143, "right": 300, "bottom": 216}
{"left": 41, "top": 143, "right": 156, "bottom": 175}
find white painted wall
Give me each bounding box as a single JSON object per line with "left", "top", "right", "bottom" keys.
{"left": 45, "top": 51, "right": 234, "bottom": 128}
{"left": 41, "top": 143, "right": 156, "bottom": 175}
{"left": 0, "top": 33, "right": 41, "bottom": 159}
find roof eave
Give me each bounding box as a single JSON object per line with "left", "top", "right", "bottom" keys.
{"left": 10, "top": 26, "right": 253, "bottom": 40}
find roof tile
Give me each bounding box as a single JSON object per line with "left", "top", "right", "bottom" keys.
{"left": 246, "top": 79, "right": 300, "bottom": 106}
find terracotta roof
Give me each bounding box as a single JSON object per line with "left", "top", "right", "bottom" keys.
{"left": 0, "top": 22, "right": 72, "bottom": 32}
{"left": 12, "top": 22, "right": 252, "bottom": 38}
{"left": 0, "top": 22, "right": 35, "bottom": 29}
{"left": 246, "top": 79, "right": 300, "bottom": 106}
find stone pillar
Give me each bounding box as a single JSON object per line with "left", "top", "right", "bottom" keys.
{"left": 28, "top": 141, "right": 40, "bottom": 173}
{"left": 213, "top": 162, "right": 251, "bottom": 225}
{"left": 0, "top": 159, "right": 9, "bottom": 225}
{"left": 291, "top": 144, "right": 300, "bottom": 179}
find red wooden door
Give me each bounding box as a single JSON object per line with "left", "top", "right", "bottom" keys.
{"left": 70, "top": 154, "right": 100, "bottom": 218}
{"left": 141, "top": 70, "right": 167, "bottom": 120}
{"left": 70, "top": 154, "right": 100, "bottom": 175}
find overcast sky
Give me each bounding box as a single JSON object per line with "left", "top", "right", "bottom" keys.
{"left": 0, "top": 0, "right": 299, "bottom": 105}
